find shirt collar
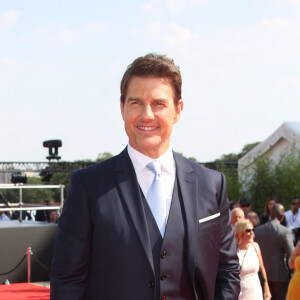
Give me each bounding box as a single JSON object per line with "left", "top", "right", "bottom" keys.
{"left": 127, "top": 144, "right": 175, "bottom": 175}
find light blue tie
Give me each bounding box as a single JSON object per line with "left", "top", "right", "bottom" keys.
{"left": 147, "top": 160, "right": 166, "bottom": 237}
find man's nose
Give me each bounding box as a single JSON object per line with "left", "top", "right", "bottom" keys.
{"left": 141, "top": 104, "right": 154, "bottom": 120}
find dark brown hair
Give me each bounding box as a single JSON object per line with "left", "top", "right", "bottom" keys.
{"left": 120, "top": 53, "right": 182, "bottom": 105}
{"left": 264, "top": 197, "right": 278, "bottom": 216}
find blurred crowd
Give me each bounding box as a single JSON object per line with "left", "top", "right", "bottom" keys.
{"left": 0, "top": 198, "right": 59, "bottom": 224}
{"left": 231, "top": 196, "right": 300, "bottom": 300}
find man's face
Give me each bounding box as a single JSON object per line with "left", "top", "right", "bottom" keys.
{"left": 49, "top": 211, "right": 58, "bottom": 223}
{"left": 240, "top": 203, "right": 251, "bottom": 214}
{"left": 291, "top": 198, "right": 300, "bottom": 214}
{"left": 121, "top": 77, "right": 183, "bottom": 158}
{"left": 247, "top": 213, "right": 259, "bottom": 227}
{"left": 231, "top": 210, "right": 244, "bottom": 226}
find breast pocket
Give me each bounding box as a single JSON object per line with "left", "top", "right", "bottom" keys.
{"left": 198, "top": 212, "right": 221, "bottom": 231}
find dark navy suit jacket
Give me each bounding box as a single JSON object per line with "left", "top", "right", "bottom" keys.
{"left": 50, "top": 148, "right": 240, "bottom": 300}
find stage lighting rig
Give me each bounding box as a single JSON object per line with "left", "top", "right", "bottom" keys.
{"left": 43, "top": 139, "right": 62, "bottom": 161}
{"left": 11, "top": 173, "right": 27, "bottom": 184}
{"left": 39, "top": 166, "right": 53, "bottom": 182}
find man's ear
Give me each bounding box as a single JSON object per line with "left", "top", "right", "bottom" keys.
{"left": 120, "top": 101, "right": 125, "bottom": 121}
{"left": 280, "top": 214, "right": 284, "bottom": 223}
{"left": 174, "top": 99, "right": 183, "bottom": 123}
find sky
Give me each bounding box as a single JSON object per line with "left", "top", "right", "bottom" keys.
{"left": 1, "top": 0, "right": 300, "bottom": 163}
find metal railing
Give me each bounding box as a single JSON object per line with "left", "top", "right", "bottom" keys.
{"left": 0, "top": 183, "right": 64, "bottom": 222}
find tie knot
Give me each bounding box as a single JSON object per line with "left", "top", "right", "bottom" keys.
{"left": 147, "top": 160, "right": 161, "bottom": 178}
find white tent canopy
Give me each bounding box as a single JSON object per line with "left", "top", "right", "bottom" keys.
{"left": 238, "top": 122, "right": 300, "bottom": 172}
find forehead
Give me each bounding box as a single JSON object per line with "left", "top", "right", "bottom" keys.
{"left": 126, "top": 76, "right": 174, "bottom": 98}
{"left": 232, "top": 210, "right": 243, "bottom": 216}
{"left": 246, "top": 222, "right": 253, "bottom": 228}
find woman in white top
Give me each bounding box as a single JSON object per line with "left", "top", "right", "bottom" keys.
{"left": 234, "top": 219, "right": 271, "bottom": 300}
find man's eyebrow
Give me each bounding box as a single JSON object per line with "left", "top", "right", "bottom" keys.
{"left": 153, "top": 98, "right": 168, "bottom": 102}
{"left": 127, "top": 97, "right": 141, "bottom": 101}
{"left": 126, "top": 97, "right": 168, "bottom": 102}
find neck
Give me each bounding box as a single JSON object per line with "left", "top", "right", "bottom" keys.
{"left": 239, "top": 241, "right": 249, "bottom": 250}
{"left": 128, "top": 142, "right": 171, "bottom": 159}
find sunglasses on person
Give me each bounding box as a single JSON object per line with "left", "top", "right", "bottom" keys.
{"left": 241, "top": 204, "right": 250, "bottom": 207}
{"left": 291, "top": 202, "right": 299, "bottom": 206}
{"left": 245, "top": 228, "right": 254, "bottom": 233}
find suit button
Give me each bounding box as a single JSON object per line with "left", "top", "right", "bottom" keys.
{"left": 161, "top": 251, "right": 167, "bottom": 258}
{"left": 161, "top": 296, "right": 167, "bottom": 300}
{"left": 148, "top": 281, "right": 155, "bottom": 288}
{"left": 160, "top": 273, "right": 167, "bottom": 280}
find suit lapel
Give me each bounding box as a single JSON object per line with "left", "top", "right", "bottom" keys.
{"left": 173, "top": 152, "right": 198, "bottom": 285}
{"left": 114, "top": 148, "right": 154, "bottom": 273}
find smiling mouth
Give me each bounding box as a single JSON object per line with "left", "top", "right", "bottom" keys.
{"left": 137, "top": 126, "right": 158, "bottom": 131}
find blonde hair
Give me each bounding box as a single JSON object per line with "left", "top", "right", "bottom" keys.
{"left": 234, "top": 219, "right": 252, "bottom": 245}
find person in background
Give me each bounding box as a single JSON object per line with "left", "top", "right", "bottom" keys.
{"left": 287, "top": 240, "right": 300, "bottom": 300}
{"left": 0, "top": 211, "right": 10, "bottom": 221}
{"left": 286, "top": 241, "right": 300, "bottom": 300}
{"left": 239, "top": 198, "right": 251, "bottom": 215}
{"left": 260, "top": 198, "right": 277, "bottom": 225}
{"left": 247, "top": 211, "right": 260, "bottom": 227}
{"left": 255, "top": 204, "right": 294, "bottom": 300}
{"left": 231, "top": 207, "right": 245, "bottom": 227}
{"left": 11, "top": 210, "right": 32, "bottom": 221}
{"left": 285, "top": 197, "right": 300, "bottom": 245}
{"left": 234, "top": 219, "right": 271, "bottom": 300}
{"left": 48, "top": 210, "right": 59, "bottom": 223}
{"left": 35, "top": 199, "right": 52, "bottom": 222}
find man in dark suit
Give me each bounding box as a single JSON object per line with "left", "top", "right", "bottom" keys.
{"left": 255, "top": 203, "right": 294, "bottom": 300}
{"left": 50, "top": 53, "right": 240, "bottom": 300}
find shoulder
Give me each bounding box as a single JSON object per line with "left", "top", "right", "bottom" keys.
{"left": 254, "top": 223, "right": 268, "bottom": 236}
{"left": 173, "top": 153, "right": 228, "bottom": 205}
{"left": 285, "top": 210, "right": 292, "bottom": 217}
{"left": 70, "top": 150, "right": 130, "bottom": 189}
{"left": 75, "top": 155, "right": 118, "bottom": 178}
{"left": 280, "top": 224, "right": 293, "bottom": 235}
{"left": 252, "top": 242, "right": 260, "bottom": 251}
{"left": 173, "top": 151, "right": 224, "bottom": 180}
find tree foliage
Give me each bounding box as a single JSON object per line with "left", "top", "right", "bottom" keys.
{"left": 242, "top": 149, "right": 300, "bottom": 214}
{"left": 239, "top": 142, "right": 260, "bottom": 158}
{"left": 213, "top": 163, "right": 240, "bottom": 203}
{"left": 210, "top": 142, "right": 260, "bottom": 202}
{"left": 96, "top": 152, "right": 113, "bottom": 162}
{"left": 214, "top": 142, "right": 260, "bottom": 164}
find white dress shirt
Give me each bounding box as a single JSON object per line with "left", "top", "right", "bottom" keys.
{"left": 127, "top": 144, "right": 176, "bottom": 223}
{"left": 284, "top": 208, "right": 300, "bottom": 242}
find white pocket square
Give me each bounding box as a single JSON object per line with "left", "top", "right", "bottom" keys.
{"left": 198, "top": 212, "right": 220, "bottom": 223}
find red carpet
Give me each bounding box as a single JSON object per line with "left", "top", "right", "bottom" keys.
{"left": 0, "top": 283, "right": 49, "bottom": 300}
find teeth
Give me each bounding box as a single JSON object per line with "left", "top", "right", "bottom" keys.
{"left": 138, "top": 126, "right": 156, "bottom": 130}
